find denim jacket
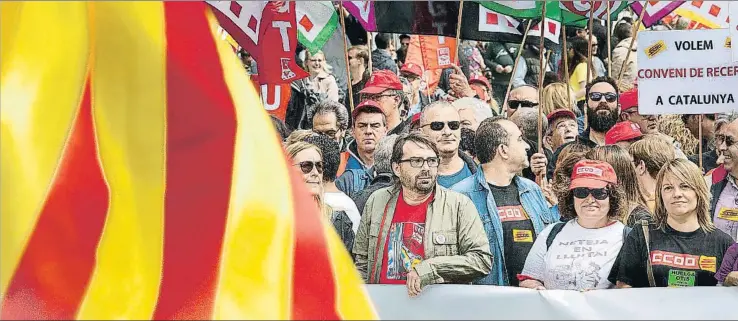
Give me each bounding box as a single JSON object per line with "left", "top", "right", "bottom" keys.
{"left": 451, "top": 168, "right": 560, "bottom": 285}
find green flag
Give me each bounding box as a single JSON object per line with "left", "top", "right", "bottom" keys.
{"left": 557, "top": 1, "right": 630, "bottom": 27}
{"left": 295, "top": 1, "right": 339, "bottom": 54}
{"left": 476, "top": 1, "right": 543, "bottom": 19}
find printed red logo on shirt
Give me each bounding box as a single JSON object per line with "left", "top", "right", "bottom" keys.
{"left": 497, "top": 205, "right": 530, "bottom": 222}
{"left": 650, "top": 251, "right": 717, "bottom": 272}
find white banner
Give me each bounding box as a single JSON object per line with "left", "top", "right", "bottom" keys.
{"left": 367, "top": 284, "right": 738, "bottom": 320}
{"left": 730, "top": 1, "right": 738, "bottom": 61}
{"left": 637, "top": 29, "right": 738, "bottom": 115}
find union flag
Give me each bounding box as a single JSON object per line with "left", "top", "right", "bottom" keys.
{"left": 0, "top": 2, "right": 376, "bottom": 320}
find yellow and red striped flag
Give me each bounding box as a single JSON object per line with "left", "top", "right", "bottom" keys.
{"left": 0, "top": 1, "right": 376, "bottom": 320}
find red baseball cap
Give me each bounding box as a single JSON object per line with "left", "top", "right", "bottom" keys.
{"left": 620, "top": 88, "right": 638, "bottom": 112}
{"left": 351, "top": 100, "right": 383, "bottom": 120}
{"left": 359, "top": 70, "right": 403, "bottom": 94}
{"left": 469, "top": 74, "right": 491, "bottom": 89}
{"left": 546, "top": 109, "right": 577, "bottom": 123}
{"left": 569, "top": 160, "right": 618, "bottom": 190}
{"left": 400, "top": 63, "right": 423, "bottom": 78}
{"left": 605, "top": 121, "right": 643, "bottom": 145}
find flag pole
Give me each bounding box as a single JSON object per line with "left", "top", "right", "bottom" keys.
{"left": 537, "top": 2, "right": 547, "bottom": 185}
{"left": 606, "top": 1, "right": 612, "bottom": 76}
{"left": 502, "top": 20, "right": 533, "bottom": 115}
{"left": 454, "top": 0, "right": 465, "bottom": 64}
{"left": 562, "top": 24, "right": 572, "bottom": 109}
{"left": 367, "top": 32, "right": 373, "bottom": 71}
{"left": 699, "top": 114, "right": 704, "bottom": 172}
{"left": 339, "top": 1, "right": 355, "bottom": 111}
{"left": 586, "top": 3, "right": 595, "bottom": 84}
{"left": 617, "top": 2, "right": 647, "bottom": 83}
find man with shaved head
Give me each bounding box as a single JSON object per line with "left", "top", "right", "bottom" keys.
{"left": 505, "top": 85, "right": 539, "bottom": 118}
{"left": 420, "top": 101, "right": 478, "bottom": 187}
{"left": 711, "top": 118, "right": 738, "bottom": 240}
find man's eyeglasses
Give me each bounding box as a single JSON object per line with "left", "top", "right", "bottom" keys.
{"left": 508, "top": 100, "right": 539, "bottom": 109}
{"left": 589, "top": 92, "right": 618, "bottom": 103}
{"left": 422, "top": 121, "right": 460, "bottom": 131}
{"left": 294, "top": 161, "right": 323, "bottom": 174}
{"left": 398, "top": 157, "right": 440, "bottom": 168}
{"left": 716, "top": 134, "right": 737, "bottom": 147}
{"left": 572, "top": 187, "right": 609, "bottom": 200}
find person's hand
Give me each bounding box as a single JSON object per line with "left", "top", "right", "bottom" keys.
{"left": 542, "top": 179, "right": 557, "bottom": 206}
{"left": 449, "top": 65, "right": 476, "bottom": 98}
{"left": 725, "top": 271, "right": 738, "bottom": 286}
{"left": 495, "top": 65, "right": 504, "bottom": 73}
{"left": 531, "top": 153, "right": 548, "bottom": 178}
{"left": 407, "top": 270, "right": 423, "bottom": 296}
{"left": 503, "top": 65, "right": 513, "bottom": 73}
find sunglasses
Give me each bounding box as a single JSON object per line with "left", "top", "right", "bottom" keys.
{"left": 294, "top": 161, "right": 323, "bottom": 175}
{"left": 572, "top": 187, "right": 609, "bottom": 200}
{"left": 716, "top": 134, "right": 738, "bottom": 147}
{"left": 422, "top": 121, "right": 460, "bottom": 131}
{"left": 508, "top": 100, "right": 539, "bottom": 109}
{"left": 588, "top": 92, "right": 618, "bottom": 103}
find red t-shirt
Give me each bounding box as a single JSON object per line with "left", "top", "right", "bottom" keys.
{"left": 379, "top": 191, "right": 432, "bottom": 284}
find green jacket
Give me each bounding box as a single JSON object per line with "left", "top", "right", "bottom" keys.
{"left": 484, "top": 42, "right": 518, "bottom": 84}
{"left": 353, "top": 184, "right": 492, "bottom": 287}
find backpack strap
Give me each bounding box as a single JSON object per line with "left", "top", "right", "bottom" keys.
{"left": 545, "top": 222, "right": 567, "bottom": 250}
{"left": 641, "top": 220, "right": 657, "bottom": 287}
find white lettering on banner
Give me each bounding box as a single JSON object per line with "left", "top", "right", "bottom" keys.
{"left": 272, "top": 21, "right": 292, "bottom": 52}
{"left": 260, "top": 84, "right": 280, "bottom": 110}
{"left": 637, "top": 29, "right": 738, "bottom": 115}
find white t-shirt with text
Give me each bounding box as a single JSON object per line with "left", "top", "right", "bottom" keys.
{"left": 521, "top": 219, "right": 625, "bottom": 290}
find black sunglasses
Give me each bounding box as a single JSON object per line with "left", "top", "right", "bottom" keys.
{"left": 573, "top": 187, "right": 609, "bottom": 200}
{"left": 423, "top": 121, "right": 460, "bottom": 131}
{"left": 508, "top": 100, "right": 539, "bottom": 109}
{"left": 589, "top": 92, "right": 618, "bottom": 103}
{"left": 294, "top": 161, "right": 323, "bottom": 175}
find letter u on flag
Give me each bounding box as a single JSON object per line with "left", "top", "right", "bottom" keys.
{"left": 0, "top": 1, "right": 376, "bottom": 320}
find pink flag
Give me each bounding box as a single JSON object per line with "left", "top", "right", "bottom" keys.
{"left": 343, "top": 1, "right": 376, "bottom": 32}
{"left": 630, "top": 1, "right": 685, "bottom": 28}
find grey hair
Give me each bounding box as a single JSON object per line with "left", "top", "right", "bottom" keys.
{"left": 311, "top": 100, "right": 349, "bottom": 131}
{"left": 373, "top": 134, "right": 399, "bottom": 174}
{"left": 419, "top": 100, "right": 456, "bottom": 125}
{"left": 716, "top": 112, "right": 738, "bottom": 132}
{"left": 509, "top": 108, "right": 548, "bottom": 144}
{"left": 452, "top": 97, "right": 494, "bottom": 124}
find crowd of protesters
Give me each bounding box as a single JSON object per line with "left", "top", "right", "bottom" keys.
{"left": 253, "top": 15, "right": 738, "bottom": 295}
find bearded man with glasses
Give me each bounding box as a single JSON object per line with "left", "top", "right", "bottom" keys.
{"left": 419, "top": 101, "right": 478, "bottom": 188}
{"left": 353, "top": 133, "right": 492, "bottom": 296}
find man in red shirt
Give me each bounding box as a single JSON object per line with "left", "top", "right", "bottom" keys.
{"left": 353, "top": 133, "right": 491, "bottom": 296}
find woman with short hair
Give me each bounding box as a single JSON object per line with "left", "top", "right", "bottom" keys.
{"left": 609, "top": 159, "right": 734, "bottom": 287}
{"left": 520, "top": 160, "right": 628, "bottom": 290}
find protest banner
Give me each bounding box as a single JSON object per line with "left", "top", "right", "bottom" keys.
{"left": 637, "top": 29, "right": 738, "bottom": 115}
{"left": 367, "top": 284, "right": 738, "bottom": 320}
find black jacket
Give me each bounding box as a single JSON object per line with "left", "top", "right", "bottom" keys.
{"left": 351, "top": 173, "right": 395, "bottom": 216}
{"left": 331, "top": 210, "right": 355, "bottom": 253}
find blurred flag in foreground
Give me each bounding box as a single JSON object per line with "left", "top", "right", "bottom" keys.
{"left": 0, "top": 1, "right": 376, "bottom": 320}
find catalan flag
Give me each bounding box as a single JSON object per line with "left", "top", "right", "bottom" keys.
{"left": 0, "top": 2, "right": 376, "bottom": 320}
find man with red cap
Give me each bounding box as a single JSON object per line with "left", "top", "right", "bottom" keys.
{"left": 400, "top": 62, "right": 429, "bottom": 117}
{"left": 336, "top": 100, "right": 389, "bottom": 197}
{"left": 605, "top": 120, "right": 643, "bottom": 149}
{"left": 360, "top": 69, "right": 411, "bottom": 135}
{"left": 619, "top": 88, "right": 659, "bottom": 135}
{"left": 545, "top": 109, "right": 579, "bottom": 152}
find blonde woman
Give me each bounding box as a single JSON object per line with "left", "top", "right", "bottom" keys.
{"left": 609, "top": 159, "right": 734, "bottom": 287}
{"left": 286, "top": 142, "right": 354, "bottom": 251}
{"left": 304, "top": 50, "right": 339, "bottom": 102}
{"left": 541, "top": 82, "right": 577, "bottom": 117}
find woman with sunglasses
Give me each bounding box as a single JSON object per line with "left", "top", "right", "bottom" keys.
{"left": 286, "top": 142, "right": 355, "bottom": 252}
{"left": 609, "top": 159, "right": 734, "bottom": 287}
{"left": 519, "top": 160, "right": 628, "bottom": 290}
{"left": 587, "top": 146, "right": 652, "bottom": 227}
